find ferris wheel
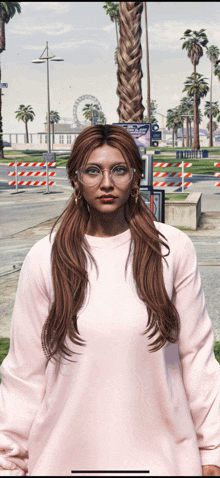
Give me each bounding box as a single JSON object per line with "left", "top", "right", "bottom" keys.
{"left": 73, "top": 95, "right": 102, "bottom": 127}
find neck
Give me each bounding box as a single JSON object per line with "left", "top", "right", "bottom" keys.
{"left": 85, "top": 208, "right": 129, "bottom": 237}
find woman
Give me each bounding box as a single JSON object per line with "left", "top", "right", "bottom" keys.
{"left": 0, "top": 124, "right": 219, "bottom": 476}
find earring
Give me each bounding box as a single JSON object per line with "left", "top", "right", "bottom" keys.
{"left": 75, "top": 189, "right": 82, "bottom": 205}
{"left": 131, "top": 186, "right": 139, "bottom": 204}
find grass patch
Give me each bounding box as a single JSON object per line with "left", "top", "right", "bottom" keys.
{"left": 0, "top": 337, "right": 10, "bottom": 383}
{"left": 0, "top": 337, "right": 220, "bottom": 383}
{"left": 165, "top": 194, "right": 188, "bottom": 201}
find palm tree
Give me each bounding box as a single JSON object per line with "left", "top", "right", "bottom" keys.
{"left": 182, "top": 72, "right": 209, "bottom": 149}
{"left": 179, "top": 96, "right": 194, "bottom": 147}
{"left": 0, "top": 2, "right": 21, "bottom": 158}
{"left": 117, "top": 2, "right": 144, "bottom": 122}
{"left": 143, "top": 99, "right": 157, "bottom": 124}
{"left": 15, "top": 104, "right": 35, "bottom": 143}
{"left": 204, "top": 100, "right": 220, "bottom": 145}
{"left": 206, "top": 45, "right": 220, "bottom": 146}
{"left": 176, "top": 104, "right": 186, "bottom": 147}
{"left": 103, "top": 2, "right": 119, "bottom": 64}
{"left": 206, "top": 120, "right": 218, "bottom": 133}
{"left": 181, "top": 28, "right": 209, "bottom": 150}
{"left": 82, "top": 103, "right": 101, "bottom": 125}
{"left": 166, "top": 108, "right": 182, "bottom": 147}
{"left": 46, "top": 110, "right": 60, "bottom": 147}
{"left": 96, "top": 111, "right": 107, "bottom": 124}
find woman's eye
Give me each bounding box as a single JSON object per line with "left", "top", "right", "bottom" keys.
{"left": 114, "top": 167, "right": 128, "bottom": 174}
{"left": 86, "top": 168, "right": 99, "bottom": 174}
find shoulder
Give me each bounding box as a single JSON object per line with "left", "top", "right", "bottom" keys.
{"left": 153, "top": 221, "right": 190, "bottom": 249}
{"left": 20, "top": 233, "right": 56, "bottom": 290}
{"left": 153, "top": 221, "right": 195, "bottom": 268}
{"left": 26, "top": 232, "right": 55, "bottom": 265}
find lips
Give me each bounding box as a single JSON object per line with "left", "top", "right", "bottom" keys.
{"left": 99, "top": 195, "right": 116, "bottom": 199}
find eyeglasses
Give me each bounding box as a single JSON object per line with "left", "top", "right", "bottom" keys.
{"left": 75, "top": 164, "right": 136, "bottom": 187}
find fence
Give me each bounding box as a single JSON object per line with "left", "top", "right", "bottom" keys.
{"left": 8, "top": 158, "right": 56, "bottom": 193}
{"left": 176, "top": 150, "right": 208, "bottom": 159}
{"left": 152, "top": 161, "right": 192, "bottom": 192}
{"left": 214, "top": 163, "right": 220, "bottom": 187}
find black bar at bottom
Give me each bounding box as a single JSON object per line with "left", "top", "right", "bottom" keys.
{"left": 71, "top": 471, "right": 150, "bottom": 474}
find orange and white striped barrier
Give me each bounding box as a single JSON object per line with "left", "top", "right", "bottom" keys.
{"left": 153, "top": 162, "right": 192, "bottom": 168}
{"left": 152, "top": 161, "right": 192, "bottom": 190}
{"left": 153, "top": 172, "right": 192, "bottom": 178}
{"left": 8, "top": 162, "right": 56, "bottom": 167}
{"left": 8, "top": 171, "right": 56, "bottom": 177}
{"left": 214, "top": 163, "right": 220, "bottom": 186}
{"left": 8, "top": 159, "right": 56, "bottom": 192}
{"left": 153, "top": 182, "right": 192, "bottom": 188}
{"left": 8, "top": 181, "right": 56, "bottom": 186}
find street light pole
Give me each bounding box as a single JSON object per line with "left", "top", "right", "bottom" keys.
{"left": 32, "top": 41, "right": 64, "bottom": 154}
{"left": 46, "top": 42, "right": 51, "bottom": 153}
{"left": 32, "top": 42, "right": 64, "bottom": 193}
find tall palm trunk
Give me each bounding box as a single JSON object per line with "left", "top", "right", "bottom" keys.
{"left": 181, "top": 121, "right": 184, "bottom": 147}
{"left": 172, "top": 128, "right": 174, "bottom": 147}
{"left": 0, "top": 16, "right": 5, "bottom": 53}
{"left": 209, "top": 61, "right": 213, "bottom": 147}
{"left": 25, "top": 121, "right": 28, "bottom": 143}
{"left": 115, "top": 19, "right": 119, "bottom": 45}
{"left": 52, "top": 122, "right": 54, "bottom": 148}
{"left": 117, "top": 2, "right": 144, "bottom": 122}
{"left": 186, "top": 116, "right": 189, "bottom": 147}
{"left": 193, "top": 62, "right": 200, "bottom": 150}
{"left": 189, "top": 119, "right": 192, "bottom": 148}
{"left": 144, "top": 2, "right": 150, "bottom": 123}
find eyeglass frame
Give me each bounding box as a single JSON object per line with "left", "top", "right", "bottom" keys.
{"left": 74, "top": 164, "right": 136, "bottom": 187}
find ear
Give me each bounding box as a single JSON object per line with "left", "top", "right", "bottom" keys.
{"left": 71, "top": 175, "right": 79, "bottom": 190}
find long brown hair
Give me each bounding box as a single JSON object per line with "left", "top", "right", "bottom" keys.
{"left": 41, "top": 124, "right": 180, "bottom": 364}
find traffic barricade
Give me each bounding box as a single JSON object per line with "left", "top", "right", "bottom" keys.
{"left": 153, "top": 161, "right": 192, "bottom": 192}
{"left": 214, "top": 163, "right": 220, "bottom": 187}
{"left": 8, "top": 159, "right": 56, "bottom": 193}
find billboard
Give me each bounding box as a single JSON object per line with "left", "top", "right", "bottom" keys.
{"left": 113, "top": 123, "right": 151, "bottom": 148}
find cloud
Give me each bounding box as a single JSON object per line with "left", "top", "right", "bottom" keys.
{"left": 145, "top": 20, "right": 220, "bottom": 51}
{"left": 23, "top": 39, "right": 110, "bottom": 51}
{"left": 102, "top": 24, "right": 115, "bottom": 32}
{"left": 12, "top": 22, "right": 73, "bottom": 36}
{"left": 21, "top": 2, "right": 71, "bottom": 13}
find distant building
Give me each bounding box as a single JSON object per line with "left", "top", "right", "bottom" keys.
{"left": 3, "top": 121, "right": 91, "bottom": 151}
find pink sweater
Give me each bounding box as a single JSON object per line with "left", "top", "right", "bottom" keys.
{"left": 0, "top": 222, "right": 220, "bottom": 476}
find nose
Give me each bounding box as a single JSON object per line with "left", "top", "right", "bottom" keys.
{"left": 100, "top": 169, "right": 114, "bottom": 188}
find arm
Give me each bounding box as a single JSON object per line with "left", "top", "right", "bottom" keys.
{"left": 0, "top": 240, "right": 51, "bottom": 475}
{"left": 172, "top": 232, "right": 220, "bottom": 469}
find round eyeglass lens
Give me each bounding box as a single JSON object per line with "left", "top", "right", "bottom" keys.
{"left": 79, "top": 165, "right": 132, "bottom": 186}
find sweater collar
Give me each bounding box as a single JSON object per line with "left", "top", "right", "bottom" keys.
{"left": 84, "top": 228, "right": 131, "bottom": 249}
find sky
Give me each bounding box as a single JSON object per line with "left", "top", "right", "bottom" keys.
{"left": 2, "top": 1, "right": 220, "bottom": 136}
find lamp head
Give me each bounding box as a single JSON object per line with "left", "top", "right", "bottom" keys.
{"left": 50, "top": 57, "right": 64, "bottom": 61}
{"left": 32, "top": 59, "right": 46, "bottom": 64}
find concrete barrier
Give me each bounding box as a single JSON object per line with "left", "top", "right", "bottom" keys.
{"left": 165, "top": 192, "right": 202, "bottom": 230}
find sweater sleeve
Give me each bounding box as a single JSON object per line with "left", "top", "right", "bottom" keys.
{"left": 0, "top": 240, "right": 51, "bottom": 475}
{"left": 172, "top": 231, "right": 220, "bottom": 468}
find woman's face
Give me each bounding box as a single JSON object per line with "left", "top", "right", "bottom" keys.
{"left": 73, "top": 144, "right": 138, "bottom": 214}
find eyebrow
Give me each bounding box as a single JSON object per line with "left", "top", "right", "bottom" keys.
{"left": 86, "top": 162, "right": 128, "bottom": 167}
